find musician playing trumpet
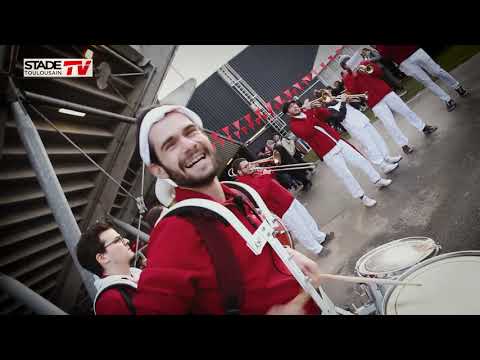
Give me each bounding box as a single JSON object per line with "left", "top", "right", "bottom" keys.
{"left": 284, "top": 99, "right": 393, "bottom": 208}
{"left": 231, "top": 157, "right": 334, "bottom": 256}
{"left": 340, "top": 55, "right": 438, "bottom": 155}
{"left": 314, "top": 88, "right": 402, "bottom": 175}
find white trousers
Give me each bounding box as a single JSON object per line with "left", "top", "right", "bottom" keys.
{"left": 400, "top": 48, "right": 459, "bottom": 102}
{"left": 282, "top": 199, "right": 326, "bottom": 254}
{"left": 323, "top": 140, "right": 381, "bottom": 199}
{"left": 372, "top": 91, "right": 426, "bottom": 147}
{"left": 343, "top": 109, "right": 392, "bottom": 166}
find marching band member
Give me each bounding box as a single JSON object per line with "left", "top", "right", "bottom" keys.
{"left": 283, "top": 99, "right": 392, "bottom": 208}
{"left": 76, "top": 223, "right": 141, "bottom": 315}
{"left": 315, "top": 88, "right": 402, "bottom": 174}
{"left": 375, "top": 45, "right": 468, "bottom": 112}
{"left": 231, "top": 157, "right": 334, "bottom": 256}
{"left": 340, "top": 55, "right": 438, "bottom": 155}
{"left": 134, "top": 104, "right": 323, "bottom": 315}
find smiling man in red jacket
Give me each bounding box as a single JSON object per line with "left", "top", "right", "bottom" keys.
{"left": 134, "top": 104, "right": 324, "bottom": 315}
{"left": 284, "top": 100, "right": 392, "bottom": 208}
{"left": 375, "top": 45, "right": 468, "bottom": 112}
{"left": 340, "top": 55, "right": 438, "bottom": 155}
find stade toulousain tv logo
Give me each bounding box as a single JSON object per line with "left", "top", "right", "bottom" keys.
{"left": 23, "top": 59, "right": 93, "bottom": 77}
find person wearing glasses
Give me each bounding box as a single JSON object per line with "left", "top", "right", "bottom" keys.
{"left": 76, "top": 222, "right": 141, "bottom": 315}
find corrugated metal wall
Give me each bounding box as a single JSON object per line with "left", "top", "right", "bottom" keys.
{"left": 188, "top": 73, "right": 255, "bottom": 143}
{"left": 229, "top": 45, "right": 320, "bottom": 102}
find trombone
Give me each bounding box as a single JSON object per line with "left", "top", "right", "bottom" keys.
{"left": 311, "top": 90, "right": 368, "bottom": 106}
{"left": 228, "top": 150, "right": 316, "bottom": 177}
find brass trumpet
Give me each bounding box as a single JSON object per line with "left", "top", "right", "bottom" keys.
{"left": 357, "top": 64, "right": 374, "bottom": 74}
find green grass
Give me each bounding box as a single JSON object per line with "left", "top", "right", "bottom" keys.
{"left": 304, "top": 45, "right": 480, "bottom": 159}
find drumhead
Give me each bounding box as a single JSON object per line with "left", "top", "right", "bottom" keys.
{"left": 383, "top": 251, "right": 480, "bottom": 315}
{"left": 356, "top": 237, "right": 439, "bottom": 278}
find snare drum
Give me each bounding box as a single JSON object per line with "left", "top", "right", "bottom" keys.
{"left": 355, "top": 237, "right": 441, "bottom": 312}
{"left": 383, "top": 251, "right": 480, "bottom": 315}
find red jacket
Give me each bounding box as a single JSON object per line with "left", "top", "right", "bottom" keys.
{"left": 289, "top": 108, "right": 341, "bottom": 160}
{"left": 95, "top": 287, "right": 136, "bottom": 315}
{"left": 375, "top": 45, "right": 419, "bottom": 65}
{"left": 235, "top": 172, "right": 293, "bottom": 218}
{"left": 134, "top": 184, "right": 320, "bottom": 315}
{"left": 342, "top": 60, "right": 392, "bottom": 108}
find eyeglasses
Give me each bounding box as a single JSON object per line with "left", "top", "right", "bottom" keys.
{"left": 103, "top": 236, "right": 130, "bottom": 250}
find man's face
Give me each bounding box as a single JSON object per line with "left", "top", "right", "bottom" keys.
{"left": 148, "top": 112, "right": 218, "bottom": 188}
{"left": 287, "top": 102, "right": 301, "bottom": 116}
{"left": 99, "top": 228, "right": 134, "bottom": 267}
{"left": 238, "top": 160, "right": 254, "bottom": 175}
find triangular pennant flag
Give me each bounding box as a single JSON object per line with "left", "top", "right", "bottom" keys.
{"left": 301, "top": 74, "right": 312, "bottom": 86}
{"left": 240, "top": 126, "right": 249, "bottom": 135}
{"left": 243, "top": 113, "right": 254, "bottom": 129}
{"left": 232, "top": 119, "right": 241, "bottom": 130}
{"left": 292, "top": 82, "right": 304, "bottom": 91}
{"left": 233, "top": 130, "right": 241, "bottom": 139}
{"left": 253, "top": 108, "right": 266, "bottom": 126}
{"left": 273, "top": 95, "right": 285, "bottom": 111}
{"left": 221, "top": 126, "right": 233, "bottom": 141}
{"left": 210, "top": 131, "right": 225, "bottom": 147}
{"left": 283, "top": 89, "right": 293, "bottom": 100}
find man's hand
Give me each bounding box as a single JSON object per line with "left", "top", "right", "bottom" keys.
{"left": 285, "top": 247, "right": 323, "bottom": 287}
{"left": 302, "top": 99, "right": 312, "bottom": 109}
{"left": 266, "top": 291, "right": 310, "bottom": 315}
{"left": 262, "top": 169, "right": 272, "bottom": 175}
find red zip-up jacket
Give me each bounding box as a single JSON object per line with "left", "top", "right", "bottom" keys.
{"left": 289, "top": 108, "right": 341, "bottom": 160}
{"left": 342, "top": 60, "right": 392, "bottom": 108}
{"left": 375, "top": 45, "right": 419, "bottom": 65}
{"left": 133, "top": 184, "right": 320, "bottom": 315}
{"left": 235, "top": 172, "right": 293, "bottom": 218}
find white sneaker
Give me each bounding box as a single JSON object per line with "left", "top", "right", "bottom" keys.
{"left": 375, "top": 178, "right": 392, "bottom": 188}
{"left": 361, "top": 195, "right": 377, "bottom": 207}
{"left": 385, "top": 155, "right": 402, "bottom": 164}
{"left": 380, "top": 162, "right": 399, "bottom": 174}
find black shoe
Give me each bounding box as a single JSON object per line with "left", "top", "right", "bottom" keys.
{"left": 446, "top": 99, "right": 457, "bottom": 112}
{"left": 456, "top": 86, "right": 469, "bottom": 97}
{"left": 402, "top": 145, "right": 414, "bottom": 154}
{"left": 302, "top": 181, "right": 312, "bottom": 192}
{"left": 423, "top": 125, "right": 438, "bottom": 135}
{"left": 323, "top": 232, "right": 335, "bottom": 244}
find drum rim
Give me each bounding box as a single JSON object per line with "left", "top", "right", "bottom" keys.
{"left": 381, "top": 250, "right": 480, "bottom": 315}
{"left": 355, "top": 237, "right": 438, "bottom": 277}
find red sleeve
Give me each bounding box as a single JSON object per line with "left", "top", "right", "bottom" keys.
{"left": 375, "top": 45, "right": 388, "bottom": 58}
{"left": 133, "top": 217, "right": 212, "bottom": 314}
{"left": 311, "top": 108, "right": 331, "bottom": 126}
{"left": 342, "top": 72, "right": 357, "bottom": 95}
{"left": 95, "top": 289, "right": 133, "bottom": 315}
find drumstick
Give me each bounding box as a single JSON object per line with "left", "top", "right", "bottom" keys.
{"left": 317, "top": 273, "right": 422, "bottom": 287}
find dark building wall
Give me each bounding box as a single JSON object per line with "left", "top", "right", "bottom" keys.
{"left": 188, "top": 45, "right": 324, "bottom": 149}
{"left": 188, "top": 73, "right": 255, "bottom": 143}
{"left": 229, "top": 45, "right": 320, "bottom": 102}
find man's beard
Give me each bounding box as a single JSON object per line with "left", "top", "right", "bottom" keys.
{"left": 163, "top": 153, "right": 219, "bottom": 188}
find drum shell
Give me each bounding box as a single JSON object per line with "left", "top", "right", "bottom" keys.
{"left": 381, "top": 250, "right": 480, "bottom": 315}
{"left": 355, "top": 237, "right": 441, "bottom": 313}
